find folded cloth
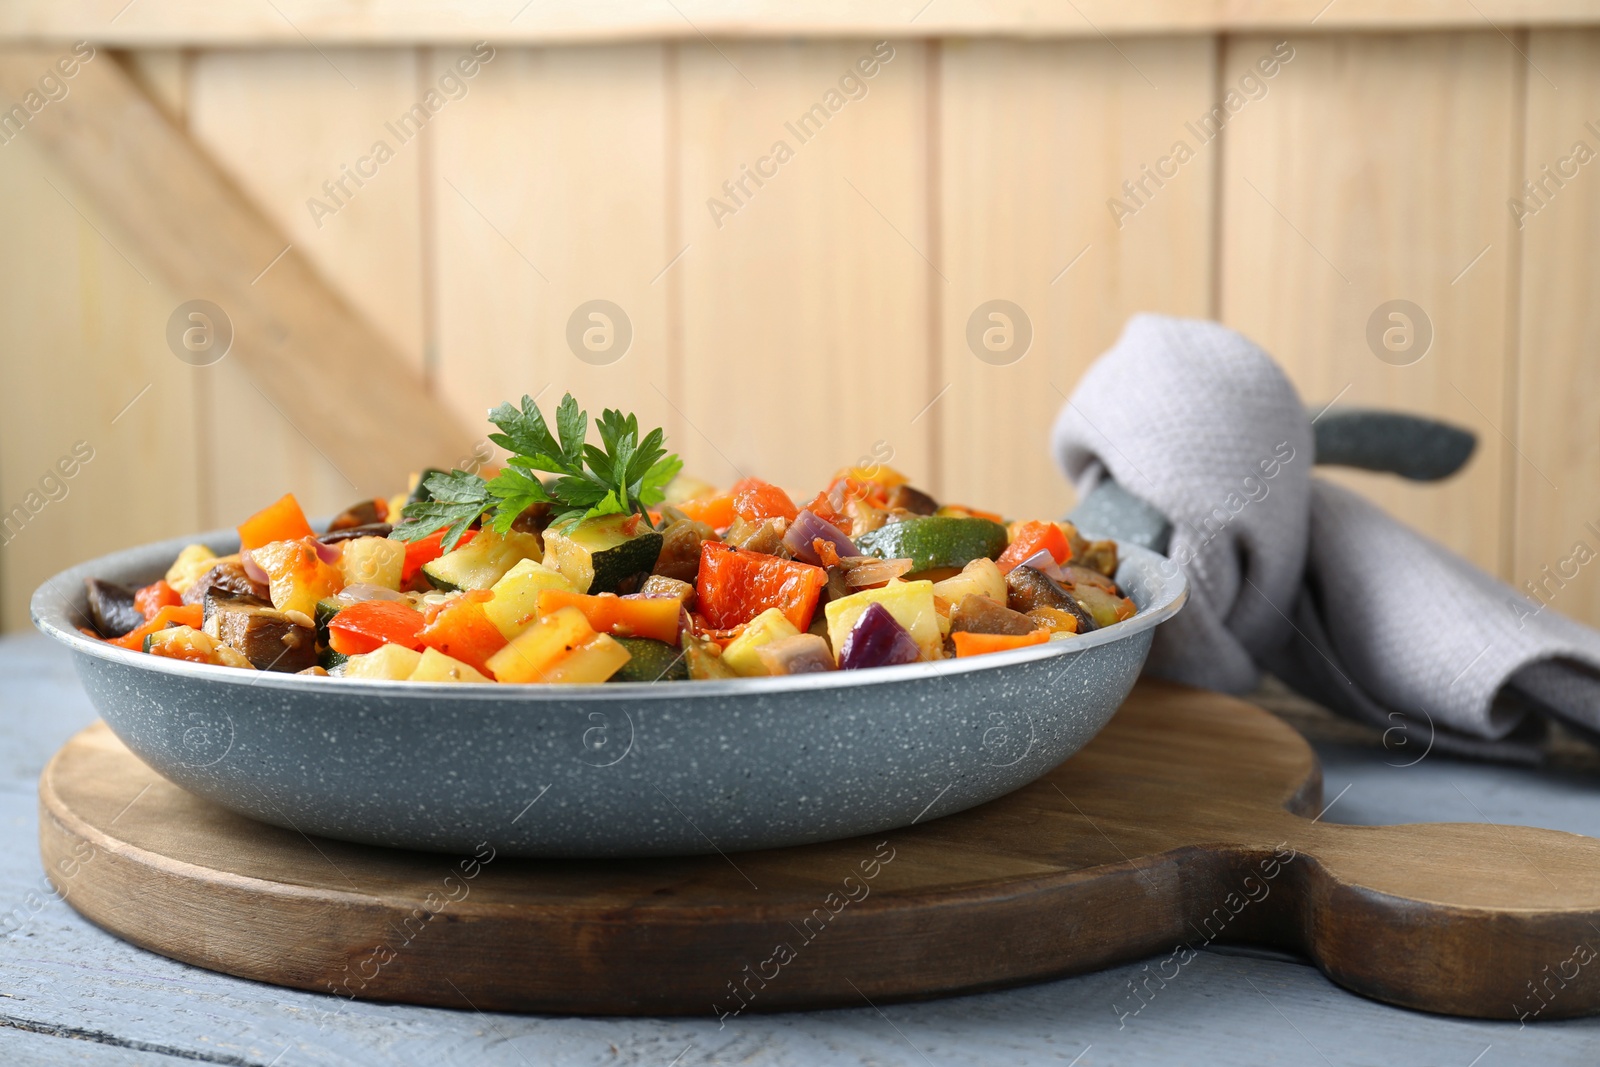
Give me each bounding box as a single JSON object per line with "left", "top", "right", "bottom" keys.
{"left": 1052, "top": 313, "right": 1600, "bottom": 761}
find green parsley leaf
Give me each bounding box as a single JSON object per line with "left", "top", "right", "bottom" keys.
{"left": 391, "top": 470, "right": 491, "bottom": 552}
{"left": 394, "top": 394, "right": 681, "bottom": 549}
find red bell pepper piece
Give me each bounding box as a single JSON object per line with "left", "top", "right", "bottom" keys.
{"left": 133, "top": 579, "right": 182, "bottom": 621}
{"left": 696, "top": 541, "right": 826, "bottom": 631}
{"left": 731, "top": 478, "right": 798, "bottom": 524}
{"left": 417, "top": 591, "right": 507, "bottom": 675}
{"left": 997, "top": 520, "right": 1073, "bottom": 574}
{"left": 237, "top": 493, "right": 316, "bottom": 550}
{"left": 328, "top": 599, "right": 428, "bottom": 656}
{"left": 400, "top": 527, "right": 476, "bottom": 587}
{"left": 113, "top": 604, "right": 204, "bottom": 650}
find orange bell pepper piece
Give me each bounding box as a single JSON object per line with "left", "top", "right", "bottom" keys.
{"left": 731, "top": 478, "right": 798, "bottom": 524}
{"left": 418, "top": 591, "right": 508, "bottom": 675}
{"left": 536, "top": 590, "right": 683, "bottom": 645}
{"left": 133, "top": 579, "right": 182, "bottom": 621}
{"left": 113, "top": 603, "right": 204, "bottom": 650}
{"left": 996, "top": 520, "right": 1074, "bottom": 574}
{"left": 237, "top": 493, "right": 316, "bottom": 551}
{"left": 677, "top": 492, "right": 736, "bottom": 530}
{"left": 950, "top": 629, "right": 1050, "bottom": 657}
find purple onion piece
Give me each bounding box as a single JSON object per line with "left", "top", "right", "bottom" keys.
{"left": 782, "top": 509, "right": 859, "bottom": 565}
{"left": 312, "top": 539, "right": 343, "bottom": 565}
{"left": 239, "top": 550, "right": 270, "bottom": 585}
{"left": 838, "top": 601, "right": 921, "bottom": 670}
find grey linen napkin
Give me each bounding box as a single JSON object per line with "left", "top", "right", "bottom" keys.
{"left": 1052, "top": 313, "right": 1600, "bottom": 761}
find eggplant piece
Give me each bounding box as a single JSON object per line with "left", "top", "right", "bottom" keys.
{"left": 207, "top": 595, "right": 318, "bottom": 672}
{"left": 639, "top": 574, "right": 695, "bottom": 609}
{"left": 950, "top": 594, "right": 1037, "bottom": 636}
{"left": 202, "top": 589, "right": 268, "bottom": 627}
{"left": 756, "top": 633, "right": 836, "bottom": 675}
{"left": 1077, "top": 539, "right": 1119, "bottom": 577}
{"left": 822, "top": 565, "right": 852, "bottom": 605}
{"left": 885, "top": 483, "right": 939, "bottom": 515}
{"left": 182, "top": 560, "right": 269, "bottom": 606}
{"left": 1060, "top": 564, "right": 1119, "bottom": 594}
{"left": 407, "top": 468, "right": 451, "bottom": 504}
{"left": 510, "top": 501, "right": 553, "bottom": 536}
{"left": 320, "top": 522, "right": 394, "bottom": 544}
{"left": 84, "top": 578, "right": 144, "bottom": 638}
{"left": 838, "top": 602, "right": 921, "bottom": 670}
{"left": 653, "top": 518, "right": 717, "bottom": 582}
{"left": 1005, "top": 566, "right": 1097, "bottom": 633}
{"left": 326, "top": 499, "right": 385, "bottom": 532}
{"left": 723, "top": 516, "right": 788, "bottom": 556}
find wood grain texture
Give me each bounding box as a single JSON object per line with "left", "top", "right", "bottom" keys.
{"left": 0, "top": 47, "right": 476, "bottom": 498}
{"left": 1512, "top": 30, "right": 1600, "bottom": 629}
{"left": 1219, "top": 33, "right": 1519, "bottom": 576}
{"left": 4, "top": 1, "right": 1600, "bottom": 45}
{"left": 675, "top": 39, "right": 932, "bottom": 493}
{"left": 0, "top": 130, "right": 200, "bottom": 632}
{"left": 430, "top": 43, "right": 674, "bottom": 465}
{"left": 938, "top": 36, "right": 1216, "bottom": 519}
{"left": 38, "top": 679, "right": 1600, "bottom": 1019}
{"left": 187, "top": 47, "right": 432, "bottom": 525}
{"left": 9, "top": 633, "right": 1600, "bottom": 1063}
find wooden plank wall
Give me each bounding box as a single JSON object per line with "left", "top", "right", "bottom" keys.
{"left": 1, "top": 31, "right": 1596, "bottom": 631}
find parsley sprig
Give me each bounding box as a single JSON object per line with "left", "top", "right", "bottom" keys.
{"left": 390, "top": 394, "right": 682, "bottom": 550}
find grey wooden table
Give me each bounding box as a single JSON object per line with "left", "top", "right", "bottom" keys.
{"left": 2, "top": 633, "right": 1598, "bottom": 1066}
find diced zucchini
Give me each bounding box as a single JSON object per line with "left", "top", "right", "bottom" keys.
{"left": 422, "top": 529, "right": 543, "bottom": 592}
{"left": 485, "top": 606, "right": 595, "bottom": 683}
{"left": 542, "top": 513, "right": 664, "bottom": 594}
{"left": 684, "top": 633, "right": 736, "bottom": 680}
{"left": 856, "top": 516, "right": 1009, "bottom": 572}
{"left": 338, "top": 536, "right": 405, "bottom": 590}
{"left": 342, "top": 643, "right": 423, "bottom": 680}
{"left": 611, "top": 637, "right": 690, "bottom": 682}
{"left": 408, "top": 646, "right": 490, "bottom": 683}
{"left": 319, "top": 647, "right": 350, "bottom": 672}
{"left": 483, "top": 558, "right": 576, "bottom": 638}
{"left": 721, "top": 608, "right": 800, "bottom": 677}
{"left": 932, "top": 558, "right": 1008, "bottom": 607}
{"left": 164, "top": 543, "right": 218, "bottom": 594}
{"left": 824, "top": 580, "right": 942, "bottom": 660}
{"left": 1069, "top": 582, "right": 1137, "bottom": 629}
{"left": 314, "top": 597, "right": 344, "bottom": 641}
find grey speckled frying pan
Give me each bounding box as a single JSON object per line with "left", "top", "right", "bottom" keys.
{"left": 32, "top": 529, "right": 1186, "bottom": 858}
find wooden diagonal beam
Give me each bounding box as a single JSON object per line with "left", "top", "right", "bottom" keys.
{"left": 0, "top": 46, "right": 477, "bottom": 494}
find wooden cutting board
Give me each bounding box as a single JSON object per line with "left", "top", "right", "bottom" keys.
{"left": 38, "top": 680, "right": 1600, "bottom": 1021}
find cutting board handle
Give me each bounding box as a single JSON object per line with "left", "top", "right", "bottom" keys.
{"left": 1266, "top": 819, "right": 1600, "bottom": 1020}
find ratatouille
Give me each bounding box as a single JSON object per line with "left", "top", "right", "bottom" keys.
{"left": 83, "top": 396, "right": 1133, "bottom": 683}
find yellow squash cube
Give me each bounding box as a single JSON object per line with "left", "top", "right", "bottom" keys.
{"left": 483, "top": 558, "right": 577, "bottom": 639}
{"left": 408, "top": 646, "right": 490, "bottom": 683}
{"left": 486, "top": 606, "right": 595, "bottom": 683}
{"left": 721, "top": 608, "right": 801, "bottom": 676}
{"left": 342, "top": 643, "right": 423, "bottom": 680}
